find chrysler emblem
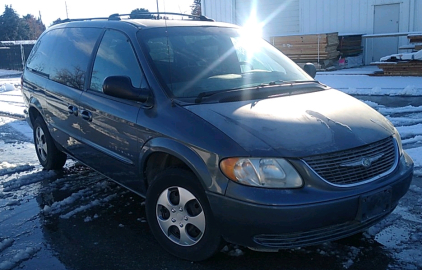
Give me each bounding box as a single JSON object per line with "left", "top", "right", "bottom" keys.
{"left": 361, "top": 158, "right": 372, "bottom": 168}
{"left": 340, "top": 153, "right": 384, "bottom": 168}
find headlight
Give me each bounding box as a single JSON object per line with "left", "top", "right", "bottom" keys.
{"left": 220, "top": 158, "right": 303, "bottom": 188}
{"left": 392, "top": 127, "right": 403, "bottom": 155}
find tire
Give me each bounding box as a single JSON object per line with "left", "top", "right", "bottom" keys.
{"left": 145, "top": 168, "right": 222, "bottom": 261}
{"left": 33, "top": 116, "right": 67, "bottom": 170}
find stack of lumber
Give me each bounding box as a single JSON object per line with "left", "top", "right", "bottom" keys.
{"left": 408, "top": 34, "right": 422, "bottom": 51}
{"left": 408, "top": 34, "right": 422, "bottom": 43}
{"left": 271, "top": 32, "right": 340, "bottom": 63}
{"left": 374, "top": 61, "right": 422, "bottom": 76}
{"left": 337, "top": 34, "right": 363, "bottom": 57}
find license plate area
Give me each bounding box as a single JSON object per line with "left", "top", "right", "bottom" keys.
{"left": 356, "top": 186, "right": 392, "bottom": 222}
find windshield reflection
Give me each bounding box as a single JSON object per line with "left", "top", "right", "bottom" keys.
{"left": 139, "top": 27, "right": 313, "bottom": 99}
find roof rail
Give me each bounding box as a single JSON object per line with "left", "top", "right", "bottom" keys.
{"left": 60, "top": 17, "right": 109, "bottom": 23}
{"left": 56, "top": 13, "right": 215, "bottom": 24}
{"left": 108, "top": 12, "right": 214, "bottom": 21}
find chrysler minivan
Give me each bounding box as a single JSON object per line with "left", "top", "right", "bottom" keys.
{"left": 21, "top": 13, "right": 413, "bottom": 261}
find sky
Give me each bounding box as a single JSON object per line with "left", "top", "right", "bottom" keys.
{"left": 1, "top": 0, "right": 195, "bottom": 27}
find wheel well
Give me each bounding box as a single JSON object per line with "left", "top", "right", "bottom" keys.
{"left": 28, "top": 106, "right": 42, "bottom": 126}
{"left": 144, "top": 152, "right": 191, "bottom": 188}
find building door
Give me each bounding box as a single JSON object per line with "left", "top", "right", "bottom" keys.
{"left": 372, "top": 4, "right": 400, "bottom": 62}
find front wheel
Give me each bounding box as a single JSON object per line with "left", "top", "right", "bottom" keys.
{"left": 33, "top": 116, "right": 67, "bottom": 170}
{"left": 145, "top": 168, "right": 221, "bottom": 261}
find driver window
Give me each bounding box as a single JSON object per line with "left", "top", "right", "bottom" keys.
{"left": 90, "top": 30, "right": 144, "bottom": 92}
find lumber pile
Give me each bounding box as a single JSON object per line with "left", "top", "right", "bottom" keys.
{"left": 408, "top": 34, "right": 422, "bottom": 43}
{"left": 337, "top": 34, "right": 363, "bottom": 57}
{"left": 400, "top": 33, "right": 422, "bottom": 52}
{"left": 374, "top": 61, "right": 422, "bottom": 76}
{"left": 373, "top": 49, "right": 422, "bottom": 76}
{"left": 372, "top": 33, "right": 422, "bottom": 76}
{"left": 408, "top": 33, "right": 422, "bottom": 52}
{"left": 271, "top": 33, "right": 340, "bottom": 65}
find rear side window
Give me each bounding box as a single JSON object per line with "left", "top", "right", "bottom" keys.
{"left": 49, "top": 28, "right": 102, "bottom": 90}
{"left": 26, "top": 32, "right": 56, "bottom": 75}
{"left": 90, "top": 30, "right": 144, "bottom": 92}
{"left": 26, "top": 27, "right": 101, "bottom": 90}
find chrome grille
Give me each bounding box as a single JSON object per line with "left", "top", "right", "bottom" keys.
{"left": 303, "top": 137, "right": 397, "bottom": 186}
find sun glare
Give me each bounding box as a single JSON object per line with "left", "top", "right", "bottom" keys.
{"left": 241, "top": 14, "right": 263, "bottom": 39}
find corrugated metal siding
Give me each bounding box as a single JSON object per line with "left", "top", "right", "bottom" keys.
{"left": 201, "top": 0, "right": 234, "bottom": 23}
{"left": 300, "top": 0, "right": 371, "bottom": 34}
{"left": 300, "top": 0, "right": 418, "bottom": 34}
{"left": 202, "top": 0, "right": 420, "bottom": 34}
{"left": 414, "top": 0, "right": 422, "bottom": 31}
{"left": 235, "top": 0, "right": 300, "bottom": 39}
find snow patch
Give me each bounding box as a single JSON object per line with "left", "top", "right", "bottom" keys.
{"left": 2, "top": 170, "right": 56, "bottom": 192}
{"left": 0, "top": 83, "right": 15, "bottom": 92}
{"left": 0, "top": 246, "right": 40, "bottom": 270}
{"left": 59, "top": 194, "right": 117, "bottom": 219}
{"left": 0, "top": 238, "right": 14, "bottom": 252}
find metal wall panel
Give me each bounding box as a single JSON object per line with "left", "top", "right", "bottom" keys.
{"left": 414, "top": 0, "right": 422, "bottom": 31}
{"left": 300, "top": 0, "right": 371, "bottom": 34}
{"left": 201, "top": 0, "right": 235, "bottom": 23}
{"left": 235, "top": 0, "right": 300, "bottom": 39}
{"left": 202, "top": 0, "right": 419, "bottom": 64}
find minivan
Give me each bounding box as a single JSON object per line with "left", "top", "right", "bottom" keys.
{"left": 21, "top": 13, "right": 414, "bottom": 261}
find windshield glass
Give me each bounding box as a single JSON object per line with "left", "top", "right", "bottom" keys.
{"left": 138, "top": 26, "right": 313, "bottom": 99}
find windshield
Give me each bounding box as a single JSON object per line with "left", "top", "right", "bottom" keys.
{"left": 138, "top": 26, "right": 313, "bottom": 99}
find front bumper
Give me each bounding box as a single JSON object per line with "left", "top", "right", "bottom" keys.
{"left": 207, "top": 152, "right": 413, "bottom": 249}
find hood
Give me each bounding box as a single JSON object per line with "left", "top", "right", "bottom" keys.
{"left": 185, "top": 89, "right": 395, "bottom": 157}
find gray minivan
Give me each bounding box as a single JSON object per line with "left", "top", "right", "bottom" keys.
{"left": 21, "top": 14, "right": 413, "bottom": 261}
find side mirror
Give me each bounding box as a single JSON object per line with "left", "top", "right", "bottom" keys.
{"left": 103, "top": 76, "right": 151, "bottom": 103}
{"left": 303, "top": 63, "right": 316, "bottom": 78}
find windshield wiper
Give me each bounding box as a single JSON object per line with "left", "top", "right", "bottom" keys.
{"left": 264, "top": 80, "right": 317, "bottom": 85}
{"left": 194, "top": 81, "right": 319, "bottom": 103}
{"left": 195, "top": 88, "right": 243, "bottom": 103}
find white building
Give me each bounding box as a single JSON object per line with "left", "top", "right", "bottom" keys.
{"left": 201, "top": 0, "right": 422, "bottom": 64}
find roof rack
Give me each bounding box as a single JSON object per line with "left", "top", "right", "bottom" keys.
{"left": 60, "top": 17, "right": 109, "bottom": 23}
{"left": 108, "top": 12, "right": 214, "bottom": 22}
{"left": 57, "top": 12, "right": 214, "bottom": 24}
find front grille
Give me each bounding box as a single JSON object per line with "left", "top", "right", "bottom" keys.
{"left": 303, "top": 137, "right": 397, "bottom": 186}
{"left": 253, "top": 211, "right": 390, "bottom": 249}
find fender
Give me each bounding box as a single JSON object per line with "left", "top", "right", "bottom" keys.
{"left": 139, "top": 137, "right": 228, "bottom": 195}
{"left": 28, "top": 96, "right": 44, "bottom": 126}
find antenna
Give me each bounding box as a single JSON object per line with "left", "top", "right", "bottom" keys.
{"left": 65, "top": 1, "right": 69, "bottom": 19}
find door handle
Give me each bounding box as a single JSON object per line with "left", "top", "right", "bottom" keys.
{"left": 81, "top": 110, "right": 93, "bottom": 122}
{"left": 67, "top": 105, "right": 78, "bottom": 116}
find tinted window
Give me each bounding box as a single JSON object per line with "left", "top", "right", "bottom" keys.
{"left": 26, "top": 30, "right": 58, "bottom": 75}
{"left": 90, "top": 30, "right": 143, "bottom": 92}
{"left": 139, "top": 27, "right": 311, "bottom": 98}
{"left": 48, "top": 28, "right": 102, "bottom": 90}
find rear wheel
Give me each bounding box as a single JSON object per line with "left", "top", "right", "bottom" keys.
{"left": 145, "top": 168, "right": 221, "bottom": 261}
{"left": 33, "top": 116, "right": 67, "bottom": 170}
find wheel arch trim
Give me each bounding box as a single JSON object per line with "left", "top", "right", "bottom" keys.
{"left": 139, "top": 137, "right": 226, "bottom": 194}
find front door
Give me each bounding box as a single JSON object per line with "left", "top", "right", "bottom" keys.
{"left": 373, "top": 4, "right": 400, "bottom": 62}
{"left": 77, "top": 29, "right": 150, "bottom": 192}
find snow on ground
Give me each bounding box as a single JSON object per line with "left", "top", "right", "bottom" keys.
{"left": 1, "top": 68, "right": 422, "bottom": 269}
{"left": 316, "top": 66, "right": 422, "bottom": 96}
